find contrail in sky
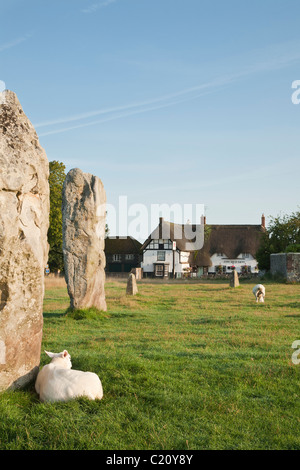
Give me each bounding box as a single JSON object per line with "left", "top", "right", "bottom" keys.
{"left": 36, "top": 74, "right": 239, "bottom": 136}
{"left": 81, "top": 0, "right": 117, "bottom": 14}
{"left": 36, "top": 43, "right": 300, "bottom": 137}
{"left": 35, "top": 77, "right": 226, "bottom": 131}
{"left": 0, "top": 33, "right": 32, "bottom": 52}
{"left": 37, "top": 89, "right": 214, "bottom": 137}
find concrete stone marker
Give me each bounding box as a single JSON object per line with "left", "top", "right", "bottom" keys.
{"left": 0, "top": 90, "right": 50, "bottom": 391}
{"left": 62, "top": 168, "right": 107, "bottom": 311}
{"left": 230, "top": 269, "right": 239, "bottom": 287}
{"left": 126, "top": 272, "right": 138, "bottom": 295}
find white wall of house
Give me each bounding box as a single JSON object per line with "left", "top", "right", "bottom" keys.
{"left": 142, "top": 248, "right": 259, "bottom": 276}
{"left": 208, "top": 253, "right": 258, "bottom": 274}
{"left": 142, "top": 249, "right": 189, "bottom": 274}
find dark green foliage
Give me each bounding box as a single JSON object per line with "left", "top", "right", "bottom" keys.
{"left": 256, "top": 210, "right": 300, "bottom": 270}
{"left": 286, "top": 243, "right": 300, "bottom": 253}
{"left": 48, "top": 161, "right": 66, "bottom": 272}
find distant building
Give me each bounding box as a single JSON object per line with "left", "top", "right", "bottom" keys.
{"left": 141, "top": 215, "right": 265, "bottom": 278}
{"left": 105, "top": 236, "right": 142, "bottom": 273}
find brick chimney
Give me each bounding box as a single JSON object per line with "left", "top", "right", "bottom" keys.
{"left": 261, "top": 213, "right": 265, "bottom": 229}
{"left": 159, "top": 217, "right": 164, "bottom": 239}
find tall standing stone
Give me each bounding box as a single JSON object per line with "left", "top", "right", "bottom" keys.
{"left": 62, "top": 168, "right": 107, "bottom": 311}
{"left": 230, "top": 269, "right": 239, "bottom": 287}
{"left": 0, "top": 90, "right": 50, "bottom": 391}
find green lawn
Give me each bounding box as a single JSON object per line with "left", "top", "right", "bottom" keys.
{"left": 0, "top": 279, "right": 299, "bottom": 450}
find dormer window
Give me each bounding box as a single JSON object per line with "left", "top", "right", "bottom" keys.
{"left": 149, "top": 239, "right": 159, "bottom": 249}
{"left": 148, "top": 239, "right": 172, "bottom": 250}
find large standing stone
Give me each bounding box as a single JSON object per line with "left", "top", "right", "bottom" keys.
{"left": 230, "top": 269, "right": 239, "bottom": 287}
{"left": 0, "top": 90, "right": 50, "bottom": 391}
{"left": 126, "top": 273, "right": 138, "bottom": 295}
{"left": 62, "top": 168, "right": 107, "bottom": 311}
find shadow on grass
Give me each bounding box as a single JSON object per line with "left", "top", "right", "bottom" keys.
{"left": 280, "top": 302, "right": 300, "bottom": 309}
{"left": 191, "top": 318, "right": 225, "bottom": 325}
{"left": 43, "top": 312, "right": 67, "bottom": 319}
{"left": 188, "top": 286, "right": 230, "bottom": 292}
{"left": 110, "top": 312, "right": 137, "bottom": 318}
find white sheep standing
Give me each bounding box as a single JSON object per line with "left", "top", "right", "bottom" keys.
{"left": 252, "top": 284, "right": 265, "bottom": 303}
{"left": 35, "top": 350, "right": 103, "bottom": 402}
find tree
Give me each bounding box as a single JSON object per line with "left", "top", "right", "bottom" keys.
{"left": 105, "top": 212, "right": 109, "bottom": 238}
{"left": 256, "top": 210, "right": 300, "bottom": 270}
{"left": 48, "top": 160, "right": 66, "bottom": 272}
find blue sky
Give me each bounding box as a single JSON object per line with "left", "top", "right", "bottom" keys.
{"left": 1, "top": 0, "right": 300, "bottom": 237}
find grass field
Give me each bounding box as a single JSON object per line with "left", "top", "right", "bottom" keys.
{"left": 0, "top": 279, "right": 299, "bottom": 450}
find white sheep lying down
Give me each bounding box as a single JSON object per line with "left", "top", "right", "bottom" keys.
{"left": 35, "top": 350, "right": 103, "bottom": 402}
{"left": 252, "top": 284, "right": 265, "bottom": 303}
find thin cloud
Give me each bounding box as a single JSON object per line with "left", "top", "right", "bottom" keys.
{"left": 36, "top": 41, "right": 300, "bottom": 137}
{"left": 37, "top": 87, "right": 217, "bottom": 137}
{"left": 0, "top": 33, "right": 32, "bottom": 53}
{"left": 35, "top": 80, "right": 219, "bottom": 130}
{"left": 81, "top": 0, "right": 116, "bottom": 14}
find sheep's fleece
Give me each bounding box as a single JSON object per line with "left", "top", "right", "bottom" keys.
{"left": 252, "top": 284, "right": 265, "bottom": 303}
{"left": 35, "top": 350, "right": 103, "bottom": 402}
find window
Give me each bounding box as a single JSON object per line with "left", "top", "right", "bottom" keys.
{"left": 242, "top": 253, "right": 250, "bottom": 259}
{"left": 155, "top": 265, "right": 164, "bottom": 277}
{"left": 112, "top": 254, "right": 122, "bottom": 262}
{"left": 158, "top": 239, "right": 173, "bottom": 249}
{"left": 125, "top": 254, "right": 134, "bottom": 260}
{"left": 149, "top": 239, "right": 172, "bottom": 250}
{"left": 157, "top": 251, "right": 165, "bottom": 261}
{"left": 149, "top": 239, "right": 159, "bottom": 249}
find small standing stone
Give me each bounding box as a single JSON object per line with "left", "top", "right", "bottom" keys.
{"left": 126, "top": 273, "right": 138, "bottom": 295}
{"left": 230, "top": 269, "right": 239, "bottom": 287}
{"left": 62, "top": 168, "right": 107, "bottom": 311}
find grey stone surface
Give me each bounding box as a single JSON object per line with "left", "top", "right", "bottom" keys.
{"left": 126, "top": 272, "right": 138, "bottom": 295}
{"left": 230, "top": 269, "right": 239, "bottom": 287}
{"left": 0, "top": 90, "right": 50, "bottom": 391}
{"left": 270, "top": 253, "right": 300, "bottom": 282}
{"left": 62, "top": 168, "right": 107, "bottom": 311}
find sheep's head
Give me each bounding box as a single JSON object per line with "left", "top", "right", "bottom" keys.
{"left": 45, "top": 350, "right": 72, "bottom": 369}
{"left": 257, "top": 290, "right": 264, "bottom": 302}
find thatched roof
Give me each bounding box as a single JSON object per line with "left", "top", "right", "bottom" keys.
{"left": 105, "top": 236, "right": 142, "bottom": 254}
{"left": 189, "top": 249, "right": 213, "bottom": 267}
{"left": 141, "top": 218, "right": 265, "bottom": 267}
{"left": 190, "top": 224, "right": 265, "bottom": 267}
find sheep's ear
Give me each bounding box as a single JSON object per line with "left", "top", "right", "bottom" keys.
{"left": 45, "top": 350, "right": 56, "bottom": 358}
{"left": 62, "top": 350, "right": 69, "bottom": 358}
